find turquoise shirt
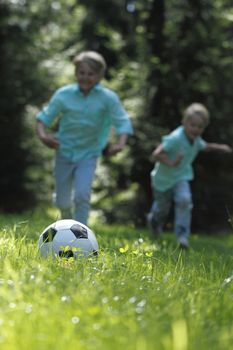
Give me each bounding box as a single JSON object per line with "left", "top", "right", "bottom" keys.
{"left": 151, "top": 126, "right": 206, "bottom": 191}
{"left": 36, "top": 83, "right": 133, "bottom": 162}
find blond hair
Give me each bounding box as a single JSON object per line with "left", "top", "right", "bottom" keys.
{"left": 183, "top": 103, "right": 210, "bottom": 126}
{"left": 73, "top": 51, "right": 107, "bottom": 77}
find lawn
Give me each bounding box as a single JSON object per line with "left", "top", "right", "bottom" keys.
{"left": 0, "top": 208, "right": 233, "bottom": 350}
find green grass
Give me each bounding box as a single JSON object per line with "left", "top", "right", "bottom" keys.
{"left": 0, "top": 208, "right": 233, "bottom": 350}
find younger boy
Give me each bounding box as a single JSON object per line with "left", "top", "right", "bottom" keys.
{"left": 148, "top": 103, "right": 232, "bottom": 249}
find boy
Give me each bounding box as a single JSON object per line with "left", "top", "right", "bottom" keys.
{"left": 147, "top": 103, "right": 232, "bottom": 249}
{"left": 36, "top": 51, "right": 133, "bottom": 225}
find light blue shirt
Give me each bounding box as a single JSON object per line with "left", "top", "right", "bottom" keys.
{"left": 151, "top": 126, "right": 206, "bottom": 191}
{"left": 36, "top": 83, "right": 133, "bottom": 162}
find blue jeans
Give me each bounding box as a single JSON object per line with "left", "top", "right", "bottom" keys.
{"left": 54, "top": 154, "right": 97, "bottom": 225}
{"left": 150, "top": 181, "right": 193, "bottom": 239}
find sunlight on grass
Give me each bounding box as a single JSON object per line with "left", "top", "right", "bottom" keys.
{"left": 0, "top": 209, "right": 233, "bottom": 349}
{"left": 172, "top": 319, "right": 188, "bottom": 350}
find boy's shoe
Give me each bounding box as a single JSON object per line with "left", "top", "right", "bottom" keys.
{"left": 177, "top": 236, "right": 189, "bottom": 250}
{"left": 147, "top": 213, "right": 162, "bottom": 238}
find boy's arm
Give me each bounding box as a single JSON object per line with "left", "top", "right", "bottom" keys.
{"left": 36, "top": 120, "right": 59, "bottom": 149}
{"left": 204, "top": 143, "right": 232, "bottom": 153}
{"left": 152, "top": 143, "right": 183, "bottom": 167}
{"left": 103, "top": 133, "right": 128, "bottom": 156}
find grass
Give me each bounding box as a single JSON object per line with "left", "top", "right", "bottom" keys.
{"left": 0, "top": 208, "right": 233, "bottom": 350}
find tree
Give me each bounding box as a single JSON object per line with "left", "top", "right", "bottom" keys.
{"left": 0, "top": 1, "right": 43, "bottom": 211}
{"left": 0, "top": 0, "right": 79, "bottom": 211}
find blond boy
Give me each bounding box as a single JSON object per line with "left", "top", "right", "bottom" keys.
{"left": 148, "top": 103, "right": 232, "bottom": 248}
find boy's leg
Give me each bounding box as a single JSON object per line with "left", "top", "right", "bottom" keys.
{"left": 147, "top": 189, "right": 172, "bottom": 237}
{"left": 54, "top": 154, "right": 74, "bottom": 219}
{"left": 173, "top": 180, "right": 193, "bottom": 248}
{"left": 73, "top": 157, "right": 97, "bottom": 225}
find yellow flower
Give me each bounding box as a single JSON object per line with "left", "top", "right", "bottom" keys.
{"left": 119, "top": 244, "right": 129, "bottom": 253}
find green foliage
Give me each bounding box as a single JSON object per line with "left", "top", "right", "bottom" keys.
{"left": 0, "top": 1, "right": 57, "bottom": 211}
{"left": 0, "top": 210, "right": 233, "bottom": 349}
{"left": 0, "top": 0, "right": 86, "bottom": 211}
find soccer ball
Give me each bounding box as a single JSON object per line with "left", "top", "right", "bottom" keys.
{"left": 38, "top": 219, "right": 99, "bottom": 258}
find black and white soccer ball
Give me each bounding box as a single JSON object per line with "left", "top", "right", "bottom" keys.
{"left": 38, "top": 219, "right": 99, "bottom": 258}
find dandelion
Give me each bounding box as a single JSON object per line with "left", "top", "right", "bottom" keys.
{"left": 102, "top": 297, "right": 108, "bottom": 304}
{"left": 93, "top": 323, "right": 101, "bottom": 330}
{"left": 137, "top": 300, "right": 146, "bottom": 308}
{"left": 129, "top": 296, "right": 137, "bottom": 304}
{"left": 135, "top": 299, "right": 147, "bottom": 313}
{"left": 222, "top": 275, "right": 233, "bottom": 287}
{"left": 7, "top": 280, "right": 14, "bottom": 286}
{"left": 25, "top": 304, "right": 33, "bottom": 314}
{"left": 61, "top": 295, "right": 70, "bottom": 303}
{"left": 71, "top": 316, "right": 80, "bottom": 324}
{"left": 163, "top": 271, "right": 172, "bottom": 283}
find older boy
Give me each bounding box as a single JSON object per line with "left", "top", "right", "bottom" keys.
{"left": 36, "top": 51, "right": 133, "bottom": 225}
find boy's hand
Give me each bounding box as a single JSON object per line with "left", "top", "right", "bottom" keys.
{"left": 108, "top": 143, "right": 124, "bottom": 155}
{"left": 172, "top": 152, "right": 183, "bottom": 166}
{"left": 102, "top": 143, "right": 124, "bottom": 157}
{"left": 218, "top": 144, "right": 232, "bottom": 153}
{"left": 40, "top": 134, "right": 59, "bottom": 149}
{"left": 205, "top": 143, "right": 232, "bottom": 153}
{"left": 37, "top": 121, "right": 59, "bottom": 149}
{"left": 153, "top": 145, "right": 183, "bottom": 167}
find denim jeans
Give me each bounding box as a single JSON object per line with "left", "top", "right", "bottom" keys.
{"left": 54, "top": 154, "right": 97, "bottom": 225}
{"left": 150, "top": 180, "right": 193, "bottom": 239}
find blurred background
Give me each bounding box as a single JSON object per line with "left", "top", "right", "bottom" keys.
{"left": 1, "top": 0, "right": 233, "bottom": 233}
